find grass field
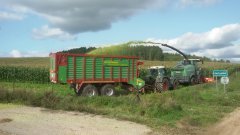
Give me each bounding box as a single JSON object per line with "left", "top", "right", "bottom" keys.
{"left": 0, "top": 57, "right": 49, "bottom": 68}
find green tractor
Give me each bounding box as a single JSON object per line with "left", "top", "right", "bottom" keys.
{"left": 137, "top": 42, "right": 204, "bottom": 90}
{"left": 171, "top": 59, "right": 204, "bottom": 85}
{"left": 142, "top": 66, "right": 179, "bottom": 92}
{"left": 161, "top": 44, "right": 204, "bottom": 85}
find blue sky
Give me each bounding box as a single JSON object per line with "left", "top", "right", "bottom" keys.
{"left": 0, "top": 0, "right": 240, "bottom": 61}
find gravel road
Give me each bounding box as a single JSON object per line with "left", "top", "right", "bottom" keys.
{"left": 204, "top": 108, "right": 240, "bottom": 135}
{"left": 0, "top": 105, "right": 152, "bottom": 135}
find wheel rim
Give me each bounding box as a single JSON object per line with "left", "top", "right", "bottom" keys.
{"left": 87, "top": 89, "right": 96, "bottom": 97}
{"left": 163, "top": 81, "right": 168, "bottom": 91}
{"left": 106, "top": 88, "right": 114, "bottom": 96}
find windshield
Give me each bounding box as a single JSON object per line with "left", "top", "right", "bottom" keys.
{"left": 159, "top": 68, "right": 166, "bottom": 76}
{"left": 149, "top": 69, "right": 158, "bottom": 77}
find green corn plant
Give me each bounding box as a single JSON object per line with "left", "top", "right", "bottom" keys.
{"left": 0, "top": 66, "right": 49, "bottom": 83}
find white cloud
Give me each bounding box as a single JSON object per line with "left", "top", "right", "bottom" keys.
{"left": 4, "top": 0, "right": 162, "bottom": 34}
{"left": 9, "top": 50, "right": 49, "bottom": 58}
{"left": 1, "top": 0, "right": 219, "bottom": 35}
{"left": 10, "top": 50, "right": 22, "bottom": 57}
{"left": 0, "top": 11, "right": 23, "bottom": 20}
{"left": 32, "top": 25, "right": 76, "bottom": 40}
{"left": 147, "top": 23, "right": 240, "bottom": 60}
{"left": 180, "top": 0, "right": 219, "bottom": 7}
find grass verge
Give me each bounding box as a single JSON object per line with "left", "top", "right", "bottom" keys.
{"left": 0, "top": 75, "right": 240, "bottom": 130}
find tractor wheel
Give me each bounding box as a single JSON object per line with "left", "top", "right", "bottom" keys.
{"left": 81, "top": 84, "right": 99, "bottom": 97}
{"left": 100, "top": 84, "right": 115, "bottom": 96}
{"left": 160, "top": 78, "right": 170, "bottom": 92}
{"left": 190, "top": 76, "right": 196, "bottom": 85}
{"left": 172, "top": 79, "right": 179, "bottom": 90}
{"left": 154, "top": 82, "right": 161, "bottom": 92}
{"left": 198, "top": 75, "right": 205, "bottom": 84}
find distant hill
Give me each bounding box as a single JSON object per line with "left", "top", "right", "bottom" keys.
{"left": 88, "top": 42, "right": 164, "bottom": 61}
{"left": 61, "top": 41, "right": 211, "bottom": 61}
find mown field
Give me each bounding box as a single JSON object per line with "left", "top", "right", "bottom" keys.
{"left": 0, "top": 57, "right": 49, "bottom": 68}
{"left": 0, "top": 57, "right": 240, "bottom": 133}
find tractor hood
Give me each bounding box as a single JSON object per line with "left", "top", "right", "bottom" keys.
{"left": 171, "top": 65, "right": 184, "bottom": 71}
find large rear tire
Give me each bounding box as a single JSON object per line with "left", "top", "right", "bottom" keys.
{"left": 160, "top": 78, "right": 170, "bottom": 92}
{"left": 82, "top": 84, "right": 99, "bottom": 97}
{"left": 100, "top": 84, "right": 115, "bottom": 96}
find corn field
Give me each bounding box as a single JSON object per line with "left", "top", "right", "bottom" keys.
{"left": 0, "top": 63, "right": 239, "bottom": 84}
{"left": 0, "top": 66, "right": 49, "bottom": 83}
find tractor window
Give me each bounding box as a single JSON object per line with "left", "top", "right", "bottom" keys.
{"left": 150, "top": 69, "right": 158, "bottom": 77}
{"left": 175, "top": 61, "right": 183, "bottom": 67}
{"left": 159, "top": 68, "right": 166, "bottom": 76}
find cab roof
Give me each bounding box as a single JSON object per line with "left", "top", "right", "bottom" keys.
{"left": 149, "top": 66, "right": 165, "bottom": 69}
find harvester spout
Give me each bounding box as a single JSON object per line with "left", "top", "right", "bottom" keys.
{"left": 131, "top": 41, "right": 189, "bottom": 61}
{"left": 161, "top": 44, "right": 188, "bottom": 61}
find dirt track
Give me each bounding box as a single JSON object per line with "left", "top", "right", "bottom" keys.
{"left": 1, "top": 104, "right": 240, "bottom": 135}
{"left": 204, "top": 108, "right": 240, "bottom": 135}
{"left": 0, "top": 105, "right": 152, "bottom": 135}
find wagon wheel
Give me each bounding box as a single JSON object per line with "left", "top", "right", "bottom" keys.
{"left": 81, "top": 84, "right": 99, "bottom": 97}
{"left": 100, "top": 84, "right": 115, "bottom": 96}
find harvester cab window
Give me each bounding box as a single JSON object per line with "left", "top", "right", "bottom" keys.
{"left": 182, "top": 60, "right": 190, "bottom": 65}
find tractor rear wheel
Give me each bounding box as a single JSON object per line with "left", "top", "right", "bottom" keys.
{"left": 81, "top": 84, "right": 99, "bottom": 97}
{"left": 155, "top": 78, "right": 169, "bottom": 92}
{"left": 100, "top": 84, "right": 115, "bottom": 96}
{"left": 160, "top": 78, "right": 170, "bottom": 92}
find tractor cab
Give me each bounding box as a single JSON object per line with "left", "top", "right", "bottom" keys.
{"left": 179, "top": 59, "right": 203, "bottom": 66}
{"left": 143, "top": 66, "right": 178, "bottom": 92}
{"left": 149, "top": 66, "right": 168, "bottom": 78}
